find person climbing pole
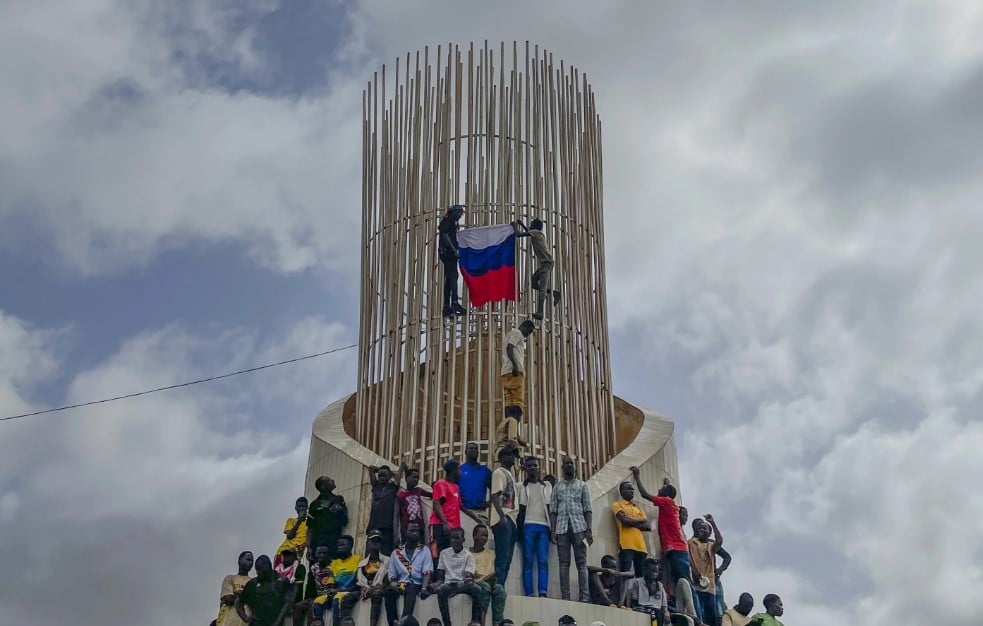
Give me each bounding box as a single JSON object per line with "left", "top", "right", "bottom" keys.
{"left": 498, "top": 320, "right": 535, "bottom": 451}
{"left": 438, "top": 204, "right": 467, "bottom": 318}
{"left": 512, "top": 219, "right": 560, "bottom": 320}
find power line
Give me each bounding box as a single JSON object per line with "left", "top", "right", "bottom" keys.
{"left": 0, "top": 343, "right": 358, "bottom": 423}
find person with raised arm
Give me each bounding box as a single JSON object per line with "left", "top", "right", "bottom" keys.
{"left": 512, "top": 218, "right": 561, "bottom": 320}
{"left": 438, "top": 205, "right": 467, "bottom": 318}
{"left": 688, "top": 515, "right": 724, "bottom": 626}
{"left": 367, "top": 465, "right": 402, "bottom": 555}
{"left": 630, "top": 467, "right": 701, "bottom": 624}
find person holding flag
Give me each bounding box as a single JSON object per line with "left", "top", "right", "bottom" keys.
{"left": 513, "top": 218, "right": 560, "bottom": 320}
{"left": 438, "top": 204, "right": 467, "bottom": 318}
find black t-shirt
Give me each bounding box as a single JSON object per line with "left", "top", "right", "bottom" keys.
{"left": 240, "top": 576, "right": 292, "bottom": 626}
{"left": 438, "top": 216, "right": 460, "bottom": 260}
{"left": 367, "top": 482, "right": 399, "bottom": 530}
{"left": 307, "top": 494, "right": 348, "bottom": 541}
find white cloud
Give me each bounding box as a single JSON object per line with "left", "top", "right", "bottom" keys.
{"left": 3, "top": 1, "right": 983, "bottom": 625}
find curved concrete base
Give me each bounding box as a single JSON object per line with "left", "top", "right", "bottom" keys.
{"left": 305, "top": 392, "right": 682, "bottom": 625}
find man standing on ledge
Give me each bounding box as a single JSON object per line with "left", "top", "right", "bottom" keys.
{"left": 630, "top": 467, "right": 702, "bottom": 624}
{"left": 498, "top": 320, "right": 535, "bottom": 451}
{"left": 550, "top": 456, "right": 593, "bottom": 602}
{"left": 438, "top": 204, "right": 466, "bottom": 318}
{"left": 489, "top": 445, "right": 520, "bottom": 585}
{"left": 459, "top": 442, "right": 492, "bottom": 521}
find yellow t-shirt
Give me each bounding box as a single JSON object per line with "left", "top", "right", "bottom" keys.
{"left": 612, "top": 499, "right": 648, "bottom": 552}
{"left": 473, "top": 548, "right": 496, "bottom": 580}
{"left": 276, "top": 517, "right": 308, "bottom": 556}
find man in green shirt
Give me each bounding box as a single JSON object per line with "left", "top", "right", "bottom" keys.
{"left": 748, "top": 594, "right": 784, "bottom": 626}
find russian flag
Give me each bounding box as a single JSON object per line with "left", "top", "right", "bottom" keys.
{"left": 457, "top": 224, "right": 516, "bottom": 307}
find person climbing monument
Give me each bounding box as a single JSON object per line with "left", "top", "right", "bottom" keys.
{"left": 498, "top": 320, "right": 535, "bottom": 450}
{"left": 512, "top": 219, "right": 560, "bottom": 320}
{"left": 438, "top": 204, "right": 467, "bottom": 318}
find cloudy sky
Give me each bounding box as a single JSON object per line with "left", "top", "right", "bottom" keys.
{"left": 2, "top": 1, "right": 982, "bottom": 624}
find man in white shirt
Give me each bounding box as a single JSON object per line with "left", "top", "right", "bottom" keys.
{"left": 490, "top": 445, "right": 520, "bottom": 586}
{"left": 498, "top": 321, "right": 535, "bottom": 451}
{"left": 518, "top": 456, "right": 552, "bottom": 597}
{"left": 435, "top": 528, "right": 480, "bottom": 626}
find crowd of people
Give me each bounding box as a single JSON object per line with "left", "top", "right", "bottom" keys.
{"left": 212, "top": 208, "right": 787, "bottom": 625}
{"left": 212, "top": 450, "right": 786, "bottom": 626}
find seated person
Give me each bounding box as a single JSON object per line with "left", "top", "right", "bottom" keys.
{"left": 275, "top": 497, "right": 308, "bottom": 566}
{"left": 471, "top": 524, "right": 507, "bottom": 626}
{"left": 274, "top": 548, "right": 306, "bottom": 587}
{"left": 435, "top": 527, "right": 481, "bottom": 626}
{"left": 627, "top": 559, "right": 670, "bottom": 626}
{"left": 588, "top": 554, "right": 634, "bottom": 607}
{"left": 386, "top": 522, "right": 435, "bottom": 617}
{"left": 358, "top": 530, "right": 392, "bottom": 626}
{"left": 327, "top": 535, "right": 363, "bottom": 625}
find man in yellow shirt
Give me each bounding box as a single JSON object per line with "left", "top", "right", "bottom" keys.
{"left": 611, "top": 481, "right": 651, "bottom": 577}
{"left": 275, "top": 497, "right": 308, "bottom": 565}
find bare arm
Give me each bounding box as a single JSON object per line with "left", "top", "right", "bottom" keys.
{"left": 716, "top": 546, "right": 732, "bottom": 577}
{"left": 491, "top": 491, "right": 507, "bottom": 526}
{"left": 512, "top": 220, "right": 530, "bottom": 237}
{"left": 234, "top": 596, "right": 250, "bottom": 623}
{"left": 629, "top": 467, "right": 654, "bottom": 501}
{"left": 705, "top": 513, "right": 723, "bottom": 548}
{"left": 433, "top": 498, "right": 448, "bottom": 526}
{"left": 368, "top": 466, "right": 381, "bottom": 486}
{"left": 274, "top": 584, "right": 293, "bottom": 626}
{"left": 616, "top": 510, "right": 651, "bottom": 530}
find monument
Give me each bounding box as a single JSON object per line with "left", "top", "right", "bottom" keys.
{"left": 304, "top": 42, "right": 682, "bottom": 623}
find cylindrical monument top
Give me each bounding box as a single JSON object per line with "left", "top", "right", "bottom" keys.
{"left": 355, "top": 42, "right": 614, "bottom": 482}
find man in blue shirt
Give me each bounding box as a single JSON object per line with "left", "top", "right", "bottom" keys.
{"left": 385, "top": 522, "right": 434, "bottom": 618}
{"left": 459, "top": 442, "right": 491, "bottom": 519}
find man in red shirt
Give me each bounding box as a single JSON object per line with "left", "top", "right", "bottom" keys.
{"left": 430, "top": 459, "right": 463, "bottom": 557}
{"left": 630, "top": 467, "right": 703, "bottom": 624}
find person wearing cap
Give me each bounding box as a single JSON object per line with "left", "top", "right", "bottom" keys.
{"left": 688, "top": 515, "right": 723, "bottom": 626}
{"left": 438, "top": 204, "right": 467, "bottom": 318}
{"left": 430, "top": 459, "right": 463, "bottom": 555}
{"left": 471, "top": 524, "right": 507, "bottom": 626}
{"left": 498, "top": 320, "right": 535, "bottom": 451}
{"left": 512, "top": 218, "right": 561, "bottom": 320}
{"left": 386, "top": 522, "right": 434, "bottom": 618}
{"left": 358, "top": 530, "right": 392, "bottom": 626}
{"left": 558, "top": 615, "right": 576, "bottom": 626}
{"left": 275, "top": 497, "right": 309, "bottom": 566}
{"left": 489, "top": 445, "right": 520, "bottom": 585}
